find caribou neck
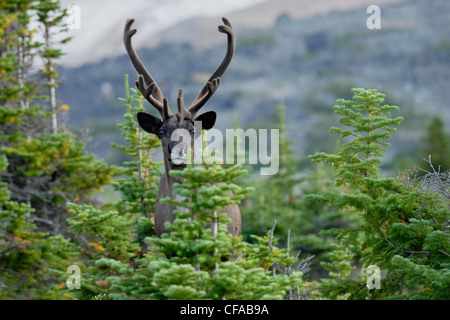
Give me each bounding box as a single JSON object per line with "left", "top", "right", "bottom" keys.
{"left": 163, "top": 163, "right": 185, "bottom": 199}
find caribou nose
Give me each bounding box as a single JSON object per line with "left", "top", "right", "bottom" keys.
{"left": 168, "top": 142, "right": 182, "bottom": 155}
{"left": 169, "top": 141, "right": 188, "bottom": 164}
{"left": 178, "top": 148, "right": 186, "bottom": 158}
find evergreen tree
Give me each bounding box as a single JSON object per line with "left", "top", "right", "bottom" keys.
{"left": 0, "top": 154, "right": 77, "bottom": 299}
{"left": 422, "top": 116, "right": 450, "bottom": 172}
{"left": 242, "top": 103, "right": 361, "bottom": 280}
{"left": 111, "top": 74, "right": 162, "bottom": 241}
{"left": 242, "top": 102, "right": 301, "bottom": 240}
{"left": 0, "top": 1, "right": 115, "bottom": 236}
{"left": 111, "top": 76, "right": 161, "bottom": 213}
{"left": 319, "top": 240, "right": 356, "bottom": 300}
{"left": 0, "top": 1, "right": 115, "bottom": 298}
{"left": 310, "top": 88, "right": 449, "bottom": 299}
{"left": 293, "top": 161, "right": 362, "bottom": 279}
{"left": 51, "top": 75, "right": 161, "bottom": 299}
{"left": 97, "top": 151, "right": 310, "bottom": 300}
{"left": 35, "top": 0, "right": 71, "bottom": 133}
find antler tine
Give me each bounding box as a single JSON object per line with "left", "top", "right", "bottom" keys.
{"left": 162, "top": 98, "right": 171, "bottom": 120}
{"left": 177, "top": 89, "right": 187, "bottom": 126}
{"left": 188, "top": 17, "right": 236, "bottom": 117}
{"left": 188, "top": 78, "right": 220, "bottom": 116}
{"left": 135, "top": 75, "right": 164, "bottom": 116}
{"left": 124, "top": 18, "right": 173, "bottom": 119}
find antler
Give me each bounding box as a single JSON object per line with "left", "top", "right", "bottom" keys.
{"left": 124, "top": 17, "right": 235, "bottom": 122}
{"left": 124, "top": 18, "right": 173, "bottom": 120}
{"left": 187, "top": 17, "right": 236, "bottom": 118}
{"left": 177, "top": 89, "right": 187, "bottom": 126}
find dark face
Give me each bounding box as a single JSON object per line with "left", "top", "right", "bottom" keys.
{"left": 159, "top": 116, "right": 195, "bottom": 169}
{"left": 137, "top": 111, "right": 216, "bottom": 170}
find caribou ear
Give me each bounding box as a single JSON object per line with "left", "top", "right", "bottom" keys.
{"left": 137, "top": 112, "right": 162, "bottom": 135}
{"left": 194, "top": 111, "right": 216, "bottom": 130}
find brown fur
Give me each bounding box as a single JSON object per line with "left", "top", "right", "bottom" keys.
{"left": 154, "top": 172, "right": 241, "bottom": 237}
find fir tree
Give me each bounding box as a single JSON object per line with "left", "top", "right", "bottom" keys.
{"left": 97, "top": 152, "right": 309, "bottom": 300}
{"left": 293, "top": 161, "right": 362, "bottom": 279}
{"left": 242, "top": 103, "right": 360, "bottom": 280}
{"left": 0, "top": 1, "right": 115, "bottom": 298}
{"left": 0, "top": 154, "right": 77, "bottom": 299}
{"left": 57, "top": 75, "right": 161, "bottom": 299}
{"left": 111, "top": 75, "right": 161, "bottom": 234}
{"left": 242, "top": 102, "right": 301, "bottom": 240}
{"left": 34, "top": 0, "right": 71, "bottom": 133}
{"left": 310, "top": 88, "right": 449, "bottom": 299}
{"left": 422, "top": 116, "right": 450, "bottom": 172}
{"left": 0, "top": 1, "right": 115, "bottom": 235}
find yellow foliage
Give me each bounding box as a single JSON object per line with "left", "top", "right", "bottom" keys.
{"left": 13, "top": 235, "right": 32, "bottom": 250}
{"left": 89, "top": 242, "right": 105, "bottom": 252}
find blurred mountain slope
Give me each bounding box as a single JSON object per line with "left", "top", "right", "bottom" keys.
{"left": 57, "top": 0, "right": 450, "bottom": 167}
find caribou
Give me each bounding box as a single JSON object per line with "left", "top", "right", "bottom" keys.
{"left": 123, "top": 17, "right": 241, "bottom": 237}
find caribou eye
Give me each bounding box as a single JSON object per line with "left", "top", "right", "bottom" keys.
{"left": 158, "top": 129, "right": 165, "bottom": 137}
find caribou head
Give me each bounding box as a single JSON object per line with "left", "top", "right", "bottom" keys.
{"left": 123, "top": 17, "right": 241, "bottom": 237}
{"left": 124, "top": 17, "right": 235, "bottom": 170}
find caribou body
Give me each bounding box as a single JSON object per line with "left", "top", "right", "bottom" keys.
{"left": 123, "top": 17, "right": 241, "bottom": 237}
